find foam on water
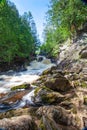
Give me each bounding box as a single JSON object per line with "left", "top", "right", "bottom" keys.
{"left": 22, "top": 89, "right": 35, "bottom": 104}
{"left": 0, "top": 56, "right": 55, "bottom": 111}
{"left": 15, "top": 89, "right": 36, "bottom": 109}
{"left": 0, "top": 56, "right": 55, "bottom": 93}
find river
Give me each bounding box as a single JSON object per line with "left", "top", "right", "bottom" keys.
{"left": 0, "top": 56, "right": 55, "bottom": 112}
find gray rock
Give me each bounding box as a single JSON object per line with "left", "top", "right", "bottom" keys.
{"left": 0, "top": 115, "right": 37, "bottom": 130}
{"left": 80, "top": 50, "right": 87, "bottom": 59}
{"left": 79, "top": 46, "right": 87, "bottom": 59}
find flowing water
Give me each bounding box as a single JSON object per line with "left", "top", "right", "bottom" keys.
{"left": 0, "top": 56, "right": 55, "bottom": 112}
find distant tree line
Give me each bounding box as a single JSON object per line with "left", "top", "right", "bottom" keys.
{"left": 40, "top": 0, "right": 87, "bottom": 58}
{"left": 0, "top": 0, "right": 40, "bottom": 65}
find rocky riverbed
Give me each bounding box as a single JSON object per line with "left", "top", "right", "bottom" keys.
{"left": 0, "top": 33, "right": 87, "bottom": 130}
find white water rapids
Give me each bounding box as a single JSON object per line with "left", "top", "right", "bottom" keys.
{"left": 0, "top": 56, "right": 55, "bottom": 108}
{"left": 0, "top": 56, "right": 55, "bottom": 93}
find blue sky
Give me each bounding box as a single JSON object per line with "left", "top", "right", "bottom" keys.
{"left": 10, "top": 0, "right": 50, "bottom": 42}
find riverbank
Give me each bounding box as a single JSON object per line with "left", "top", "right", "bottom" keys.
{"left": 0, "top": 57, "right": 31, "bottom": 73}
{"left": 0, "top": 33, "right": 87, "bottom": 130}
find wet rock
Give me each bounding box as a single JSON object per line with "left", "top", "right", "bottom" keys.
{"left": 0, "top": 115, "right": 37, "bottom": 130}
{"left": 11, "top": 83, "right": 31, "bottom": 91}
{"left": 42, "top": 66, "right": 63, "bottom": 76}
{"left": 1, "top": 91, "right": 29, "bottom": 103}
{"left": 42, "top": 66, "right": 57, "bottom": 75}
{"left": 37, "top": 56, "right": 43, "bottom": 62}
{"left": 0, "top": 93, "right": 6, "bottom": 99}
{"left": 0, "top": 90, "right": 29, "bottom": 112}
{"left": 33, "top": 86, "right": 64, "bottom": 105}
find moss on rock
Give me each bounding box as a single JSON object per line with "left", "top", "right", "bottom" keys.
{"left": 39, "top": 119, "right": 46, "bottom": 130}
{"left": 81, "top": 81, "right": 87, "bottom": 88}
{"left": 42, "top": 68, "right": 52, "bottom": 75}
{"left": 34, "top": 86, "right": 64, "bottom": 105}
{"left": 11, "top": 84, "right": 30, "bottom": 91}
{"left": 34, "top": 86, "right": 52, "bottom": 96}
{"left": 41, "top": 93, "right": 62, "bottom": 104}
{"left": 44, "top": 77, "right": 71, "bottom": 92}
{"left": 84, "top": 96, "right": 87, "bottom": 105}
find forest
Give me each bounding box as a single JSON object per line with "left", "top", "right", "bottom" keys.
{"left": 0, "top": 0, "right": 87, "bottom": 70}
{"left": 0, "top": 0, "right": 40, "bottom": 70}
{"left": 41, "top": 0, "right": 87, "bottom": 58}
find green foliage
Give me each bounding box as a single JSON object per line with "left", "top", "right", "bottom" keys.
{"left": 41, "top": 0, "right": 87, "bottom": 57}
{"left": 81, "top": 81, "right": 87, "bottom": 88}
{"left": 0, "top": 0, "right": 40, "bottom": 64}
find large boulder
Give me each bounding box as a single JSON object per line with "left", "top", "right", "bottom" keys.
{"left": 0, "top": 115, "right": 37, "bottom": 130}
{"left": 33, "top": 86, "right": 65, "bottom": 105}
{"left": 36, "top": 69, "right": 72, "bottom": 92}
{"left": 44, "top": 76, "right": 71, "bottom": 92}
{"left": 0, "top": 107, "right": 37, "bottom": 119}
{"left": 37, "top": 106, "right": 81, "bottom": 130}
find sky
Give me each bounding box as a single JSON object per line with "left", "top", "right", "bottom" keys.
{"left": 10, "top": 0, "right": 50, "bottom": 42}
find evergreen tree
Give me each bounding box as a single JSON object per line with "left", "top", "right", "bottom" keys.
{"left": 41, "top": 0, "right": 87, "bottom": 57}
{"left": 0, "top": 0, "right": 40, "bottom": 64}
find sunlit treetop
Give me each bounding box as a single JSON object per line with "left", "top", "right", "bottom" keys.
{"left": 0, "top": 0, "right": 6, "bottom": 8}
{"left": 0, "top": 0, "right": 5, "bottom": 3}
